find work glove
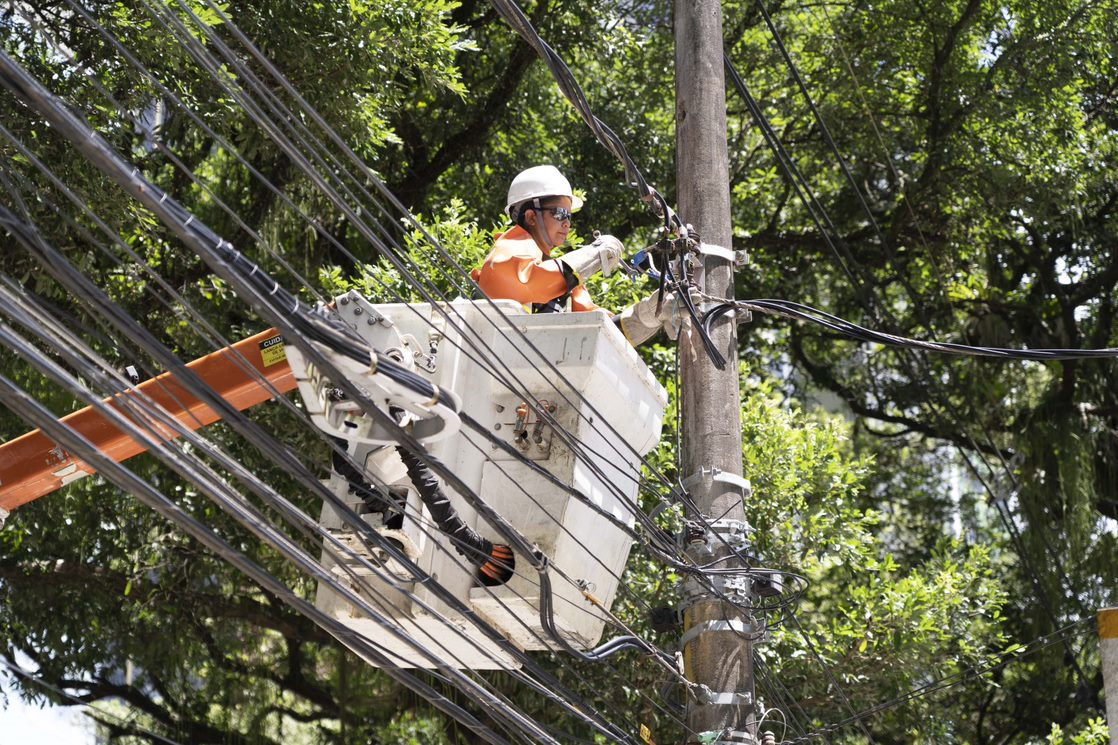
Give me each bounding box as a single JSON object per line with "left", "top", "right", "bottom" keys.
{"left": 617, "top": 287, "right": 698, "bottom": 346}
{"left": 558, "top": 234, "right": 624, "bottom": 279}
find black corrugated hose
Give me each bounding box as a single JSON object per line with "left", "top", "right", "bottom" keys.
{"left": 395, "top": 445, "right": 515, "bottom": 587}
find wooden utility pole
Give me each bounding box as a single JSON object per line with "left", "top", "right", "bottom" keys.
{"left": 675, "top": 1, "right": 757, "bottom": 743}
{"left": 1101, "top": 608, "right": 1118, "bottom": 741}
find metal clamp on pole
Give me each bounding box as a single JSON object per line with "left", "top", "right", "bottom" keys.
{"left": 698, "top": 242, "right": 735, "bottom": 262}
{"left": 680, "top": 517, "right": 752, "bottom": 555}
{"left": 681, "top": 467, "right": 752, "bottom": 503}
{"left": 696, "top": 686, "right": 753, "bottom": 707}
{"left": 682, "top": 574, "right": 753, "bottom": 609}
{"left": 701, "top": 729, "right": 758, "bottom": 745}
{"left": 679, "top": 618, "right": 755, "bottom": 649}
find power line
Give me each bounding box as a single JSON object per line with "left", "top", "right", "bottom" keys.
{"left": 724, "top": 5, "right": 1095, "bottom": 699}
{"left": 0, "top": 14, "right": 697, "bottom": 733}
{"left": 728, "top": 0, "right": 1095, "bottom": 671}
{"left": 721, "top": 298, "right": 1118, "bottom": 361}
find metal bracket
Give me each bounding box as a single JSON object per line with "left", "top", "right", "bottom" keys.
{"left": 698, "top": 242, "right": 735, "bottom": 262}
{"left": 337, "top": 291, "right": 391, "bottom": 328}
{"left": 678, "top": 618, "right": 755, "bottom": 649}
{"left": 695, "top": 686, "right": 753, "bottom": 707}
{"left": 681, "top": 467, "right": 752, "bottom": 501}
{"left": 711, "top": 730, "right": 758, "bottom": 745}
{"left": 682, "top": 573, "right": 753, "bottom": 607}
{"left": 0, "top": 507, "right": 8, "bottom": 530}
{"left": 680, "top": 514, "right": 754, "bottom": 564}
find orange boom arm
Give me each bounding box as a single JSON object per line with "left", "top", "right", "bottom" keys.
{"left": 0, "top": 329, "right": 296, "bottom": 512}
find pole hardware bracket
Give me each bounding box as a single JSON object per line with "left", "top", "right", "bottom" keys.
{"left": 682, "top": 573, "right": 754, "bottom": 607}
{"left": 707, "top": 730, "right": 759, "bottom": 745}
{"left": 695, "top": 730, "right": 759, "bottom": 745}
{"left": 678, "top": 618, "right": 755, "bottom": 649}
{"left": 682, "top": 515, "right": 754, "bottom": 564}
{"left": 695, "top": 686, "right": 753, "bottom": 707}
{"left": 680, "top": 467, "right": 752, "bottom": 502}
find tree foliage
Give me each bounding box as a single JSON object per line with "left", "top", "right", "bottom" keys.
{"left": 1, "top": 0, "right": 1114, "bottom": 743}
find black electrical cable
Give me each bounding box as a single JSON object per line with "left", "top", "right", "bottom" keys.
{"left": 735, "top": 298, "right": 1118, "bottom": 361}
{"left": 0, "top": 277, "right": 525, "bottom": 680}
{"left": 151, "top": 0, "right": 755, "bottom": 618}
{"left": 30, "top": 5, "right": 796, "bottom": 698}
{"left": 725, "top": 21, "right": 1095, "bottom": 715}
{"left": 8, "top": 17, "right": 693, "bottom": 742}
{"left": 0, "top": 48, "right": 544, "bottom": 569}
{"left": 0, "top": 56, "right": 684, "bottom": 724}
{"left": 0, "top": 361, "right": 520, "bottom": 745}
{"left": 485, "top": 0, "right": 673, "bottom": 224}
{"left": 395, "top": 443, "right": 515, "bottom": 586}
{"left": 537, "top": 570, "right": 674, "bottom": 666}
{"left": 0, "top": 200, "right": 644, "bottom": 745}
{"left": 0, "top": 94, "right": 661, "bottom": 745}
{"left": 0, "top": 285, "right": 604, "bottom": 744}
{"left": 0, "top": 170, "right": 648, "bottom": 743}
{"left": 733, "top": 0, "right": 1097, "bottom": 626}
{"left": 4, "top": 11, "right": 760, "bottom": 729}
{"left": 143, "top": 0, "right": 690, "bottom": 537}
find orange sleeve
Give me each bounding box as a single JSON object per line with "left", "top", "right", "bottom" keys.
{"left": 569, "top": 285, "right": 600, "bottom": 312}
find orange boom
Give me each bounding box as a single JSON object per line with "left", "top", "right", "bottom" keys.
{"left": 0, "top": 329, "right": 297, "bottom": 512}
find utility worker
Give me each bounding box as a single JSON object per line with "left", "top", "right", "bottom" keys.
{"left": 472, "top": 165, "right": 685, "bottom": 345}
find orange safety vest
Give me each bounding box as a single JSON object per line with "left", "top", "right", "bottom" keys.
{"left": 470, "top": 226, "right": 598, "bottom": 312}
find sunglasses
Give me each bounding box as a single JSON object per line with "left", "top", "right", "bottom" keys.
{"left": 538, "top": 206, "right": 573, "bottom": 222}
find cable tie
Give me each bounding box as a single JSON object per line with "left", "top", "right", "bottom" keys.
{"left": 183, "top": 215, "right": 193, "bottom": 227}
{"left": 269, "top": 281, "right": 280, "bottom": 296}
{"left": 158, "top": 192, "right": 168, "bottom": 204}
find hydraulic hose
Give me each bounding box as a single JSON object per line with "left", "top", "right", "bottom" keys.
{"left": 396, "top": 445, "right": 514, "bottom": 587}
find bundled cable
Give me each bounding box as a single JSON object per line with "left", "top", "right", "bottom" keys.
{"left": 733, "top": 298, "right": 1118, "bottom": 361}
{"left": 486, "top": 0, "right": 676, "bottom": 227}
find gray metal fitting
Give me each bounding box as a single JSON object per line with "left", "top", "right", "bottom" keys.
{"left": 678, "top": 618, "right": 756, "bottom": 649}
{"left": 681, "top": 573, "right": 753, "bottom": 607}
{"left": 709, "top": 730, "right": 759, "bottom": 745}
{"left": 682, "top": 515, "right": 753, "bottom": 564}
{"left": 695, "top": 686, "right": 753, "bottom": 707}
{"left": 0, "top": 507, "right": 8, "bottom": 530}
{"left": 681, "top": 467, "right": 752, "bottom": 501}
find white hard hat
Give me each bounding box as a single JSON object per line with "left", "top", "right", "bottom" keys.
{"left": 506, "top": 165, "right": 584, "bottom": 217}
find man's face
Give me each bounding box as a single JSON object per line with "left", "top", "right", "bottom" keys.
{"left": 527, "top": 196, "right": 573, "bottom": 249}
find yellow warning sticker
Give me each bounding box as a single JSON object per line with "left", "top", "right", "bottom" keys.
{"left": 259, "top": 335, "right": 286, "bottom": 367}
{"left": 639, "top": 724, "right": 655, "bottom": 744}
